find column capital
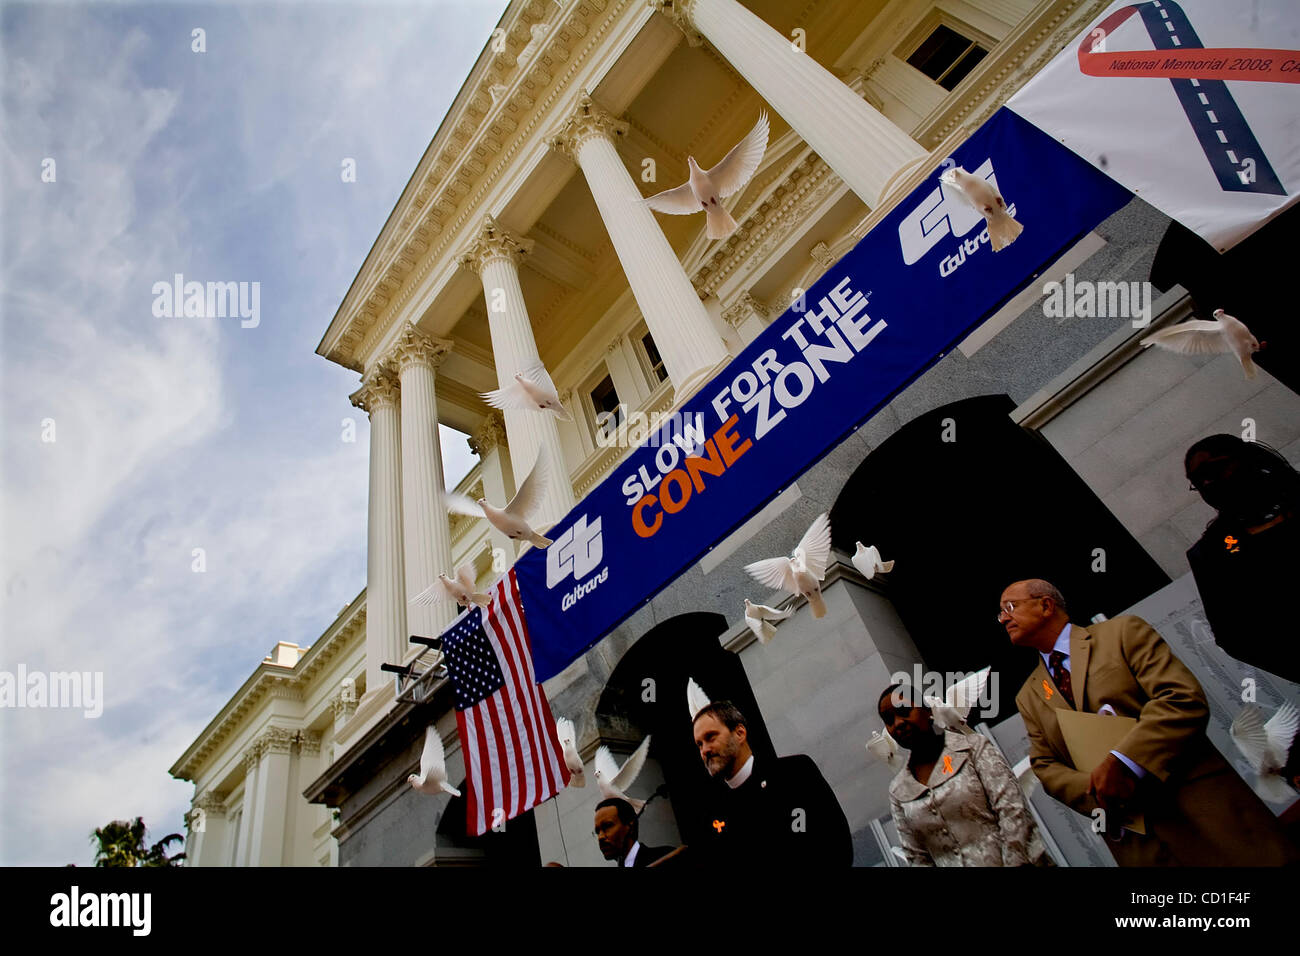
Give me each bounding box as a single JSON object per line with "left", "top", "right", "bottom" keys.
{"left": 648, "top": 0, "right": 704, "bottom": 46}
{"left": 722, "top": 290, "right": 770, "bottom": 330}
{"left": 467, "top": 412, "right": 507, "bottom": 457}
{"left": 297, "top": 729, "right": 323, "bottom": 757}
{"left": 192, "top": 790, "right": 228, "bottom": 816}
{"left": 457, "top": 215, "right": 534, "bottom": 275}
{"left": 258, "top": 725, "right": 298, "bottom": 756}
{"left": 386, "top": 323, "right": 454, "bottom": 375}
{"left": 349, "top": 367, "right": 401, "bottom": 414}
{"left": 549, "top": 93, "right": 629, "bottom": 161}
{"left": 242, "top": 740, "right": 265, "bottom": 771}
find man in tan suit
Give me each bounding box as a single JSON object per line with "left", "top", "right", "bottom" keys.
{"left": 1003, "top": 578, "right": 1297, "bottom": 866}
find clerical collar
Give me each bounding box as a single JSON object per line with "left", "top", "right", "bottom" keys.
{"left": 726, "top": 754, "right": 755, "bottom": 789}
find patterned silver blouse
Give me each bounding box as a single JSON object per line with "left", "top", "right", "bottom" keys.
{"left": 888, "top": 729, "right": 1050, "bottom": 867}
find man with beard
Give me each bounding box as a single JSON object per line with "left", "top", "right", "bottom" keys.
{"left": 691, "top": 700, "right": 852, "bottom": 866}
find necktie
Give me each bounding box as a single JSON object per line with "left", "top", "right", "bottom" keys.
{"left": 1048, "top": 650, "right": 1076, "bottom": 709}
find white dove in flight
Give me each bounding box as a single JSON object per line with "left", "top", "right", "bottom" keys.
{"left": 866, "top": 728, "right": 904, "bottom": 771}
{"left": 409, "top": 725, "right": 461, "bottom": 797}
{"left": 743, "top": 512, "right": 833, "bottom": 619}
{"left": 1230, "top": 701, "right": 1298, "bottom": 803}
{"left": 638, "top": 112, "right": 769, "bottom": 240}
{"left": 924, "top": 666, "right": 992, "bottom": 732}
{"left": 480, "top": 361, "right": 571, "bottom": 421}
{"left": 409, "top": 563, "right": 491, "bottom": 609}
{"left": 851, "top": 542, "right": 895, "bottom": 581}
{"left": 686, "top": 676, "right": 711, "bottom": 722}
{"left": 940, "top": 165, "right": 1023, "bottom": 251}
{"left": 555, "top": 716, "right": 586, "bottom": 788}
{"left": 444, "top": 455, "right": 553, "bottom": 549}
{"left": 594, "top": 736, "right": 651, "bottom": 811}
{"left": 1141, "top": 309, "right": 1264, "bottom": 379}
{"left": 743, "top": 598, "right": 792, "bottom": 645}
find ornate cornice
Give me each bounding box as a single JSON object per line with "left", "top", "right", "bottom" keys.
{"left": 349, "top": 367, "right": 401, "bottom": 415}
{"left": 548, "top": 92, "right": 629, "bottom": 160}
{"left": 458, "top": 214, "right": 535, "bottom": 275}
{"left": 387, "top": 323, "right": 454, "bottom": 375}
{"left": 468, "top": 412, "right": 508, "bottom": 456}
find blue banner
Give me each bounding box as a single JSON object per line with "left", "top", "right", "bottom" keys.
{"left": 505, "top": 107, "right": 1133, "bottom": 683}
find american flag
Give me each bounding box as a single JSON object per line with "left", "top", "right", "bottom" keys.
{"left": 442, "top": 568, "right": 569, "bottom": 836}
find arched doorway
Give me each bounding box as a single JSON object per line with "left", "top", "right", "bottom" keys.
{"left": 433, "top": 787, "right": 541, "bottom": 867}
{"left": 829, "top": 394, "right": 1170, "bottom": 721}
{"left": 595, "top": 611, "right": 773, "bottom": 847}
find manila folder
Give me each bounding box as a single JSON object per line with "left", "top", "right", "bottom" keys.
{"left": 1055, "top": 709, "right": 1146, "bottom": 834}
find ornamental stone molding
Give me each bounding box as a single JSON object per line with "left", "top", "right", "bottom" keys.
{"left": 721, "top": 291, "right": 770, "bottom": 330}
{"left": 457, "top": 215, "right": 535, "bottom": 275}
{"left": 330, "top": 690, "right": 359, "bottom": 722}
{"left": 261, "top": 725, "right": 299, "bottom": 755}
{"left": 386, "top": 323, "right": 454, "bottom": 374}
{"left": 468, "top": 412, "right": 508, "bottom": 457}
{"left": 349, "top": 367, "right": 401, "bottom": 415}
{"left": 548, "top": 93, "right": 629, "bottom": 161}
{"left": 192, "top": 790, "right": 227, "bottom": 816}
{"left": 243, "top": 742, "right": 264, "bottom": 771}
{"left": 649, "top": 0, "right": 704, "bottom": 47}
{"left": 298, "top": 730, "right": 323, "bottom": 757}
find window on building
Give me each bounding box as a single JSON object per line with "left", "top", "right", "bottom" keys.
{"left": 588, "top": 372, "right": 623, "bottom": 442}
{"left": 906, "top": 24, "right": 988, "bottom": 91}
{"left": 639, "top": 331, "right": 669, "bottom": 386}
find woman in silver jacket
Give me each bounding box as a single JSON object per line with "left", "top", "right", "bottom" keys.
{"left": 879, "top": 683, "right": 1050, "bottom": 866}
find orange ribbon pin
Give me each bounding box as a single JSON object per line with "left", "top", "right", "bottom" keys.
{"left": 1043, "top": 679, "right": 1054, "bottom": 701}
{"left": 942, "top": 755, "right": 954, "bottom": 775}
{"left": 1224, "top": 535, "right": 1240, "bottom": 553}
{"left": 712, "top": 819, "right": 725, "bottom": 833}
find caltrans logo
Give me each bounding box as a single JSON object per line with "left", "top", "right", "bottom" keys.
{"left": 546, "top": 513, "right": 604, "bottom": 589}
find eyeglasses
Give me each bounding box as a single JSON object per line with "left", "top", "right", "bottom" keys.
{"left": 996, "top": 597, "right": 1044, "bottom": 622}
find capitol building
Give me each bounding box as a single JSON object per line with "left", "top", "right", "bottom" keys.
{"left": 170, "top": 0, "right": 1300, "bottom": 866}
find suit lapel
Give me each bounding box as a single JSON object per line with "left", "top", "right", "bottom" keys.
{"left": 1070, "top": 622, "right": 1093, "bottom": 712}
{"left": 1032, "top": 657, "right": 1072, "bottom": 713}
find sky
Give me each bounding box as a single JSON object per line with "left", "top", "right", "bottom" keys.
{"left": 0, "top": 0, "right": 510, "bottom": 866}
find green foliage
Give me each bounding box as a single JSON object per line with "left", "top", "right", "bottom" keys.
{"left": 90, "top": 816, "right": 185, "bottom": 867}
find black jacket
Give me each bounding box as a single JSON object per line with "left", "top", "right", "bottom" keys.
{"left": 698, "top": 754, "right": 853, "bottom": 866}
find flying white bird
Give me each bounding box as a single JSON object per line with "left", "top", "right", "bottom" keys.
{"left": 940, "top": 165, "right": 1023, "bottom": 251}
{"left": 743, "top": 512, "right": 833, "bottom": 619}
{"left": 444, "top": 455, "right": 553, "bottom": 549}
{"left": 743, "top": 598, "right": 792, "bottom": 645}
{"left": 1230, "top": 701, "right": 1298, "bottom": 803}
{"left": 851, "top": 542, "right": 894, "bottom": 581}
{"left": 594, "top": 736, "right": 651, "bottom": 811}
{"left": 409, "top": 563, "right": 491, "bottom": 609}
{"left": 638, "top": 112, "right": 770, "bottom": 240}
{"left": 480, "top": 362, "right": 571, "bottom": 421}
{"left": 687, "top": 677, "right": 711, "bottom": 722}
{"left": 555, "top": 716, "right": 585, "bottom": 788}
{"left": 924, "top": 666, "right": 992, "bottom": 732}
{"left": 866, "top": 728, "right": 904, "bottom": 771}
{"left": 409, "top": 725, "right": 461, "bottom": 797}
{"left": 1140, "top": 309, "right": 1264, "bottom": 380}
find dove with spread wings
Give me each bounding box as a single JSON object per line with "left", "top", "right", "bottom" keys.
{"left": 594, "top": 736, "right": 652, "bottom": 812}
{"left": 637, "top": 112, "right": 769, "bottom": 241}
{"left": 444, "top": 454, "right": 553, "bottom": 549}
{"left": 743, "top": 512, "right": 833, "bottom": 619}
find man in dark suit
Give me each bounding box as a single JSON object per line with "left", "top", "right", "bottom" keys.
{"left": 692, "top": 700, "right": 853, "bottom": 866}
{"left": 593, "top": 798, "right": 674, "bottom": 868}
{"left": 1004, "top": 578, "right": 1298, "bottom": 866}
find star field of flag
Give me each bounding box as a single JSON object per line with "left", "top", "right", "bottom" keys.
{"left": 443, "top": 607, "right": 507, "bottom": 710}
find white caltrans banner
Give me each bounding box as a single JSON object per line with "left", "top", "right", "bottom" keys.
{"left": 1007, "top": 0, "right": 1300, "bottom": 251}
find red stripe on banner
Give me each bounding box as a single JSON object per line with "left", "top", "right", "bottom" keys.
{"left": 1078, "top": 5, "right": 1300, "bottom": 83}
{"left": 489, "top": 579, "right": 543, "bottom": 807}
{"left": 457, "top": 709, "right": 482, "bottom": 837}
{"left": 507, "top": 569, "right": 568, "bottom": 793}
{"left": 483, "top": 587, "right": 529, "bottom": 812}
{"left": 481, "top": 693, "right": 507, "bottom": 833}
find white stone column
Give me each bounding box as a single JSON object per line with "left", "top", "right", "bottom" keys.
{"left": 468, "top": 413, "right": 517, "bottom": 561}
{"left": 658, "top": 0, "right": 925, "bottom": 207}
{"left": 387, "top": 324, "right": 457, "bottom": 639}
{"left": 350, "top": 370, "right": 407, "bottom": 695}
{"left": 186, "top": 791, "right": 228, "bottom": 867}
{"left": 459, "top": 218, "right": 574, "bottom": 536}
{"left": 551, "top": 95, "right": 728, "bottom": 398}
{"left": 247, "top": 727, "right": 294, "bottom": 867}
